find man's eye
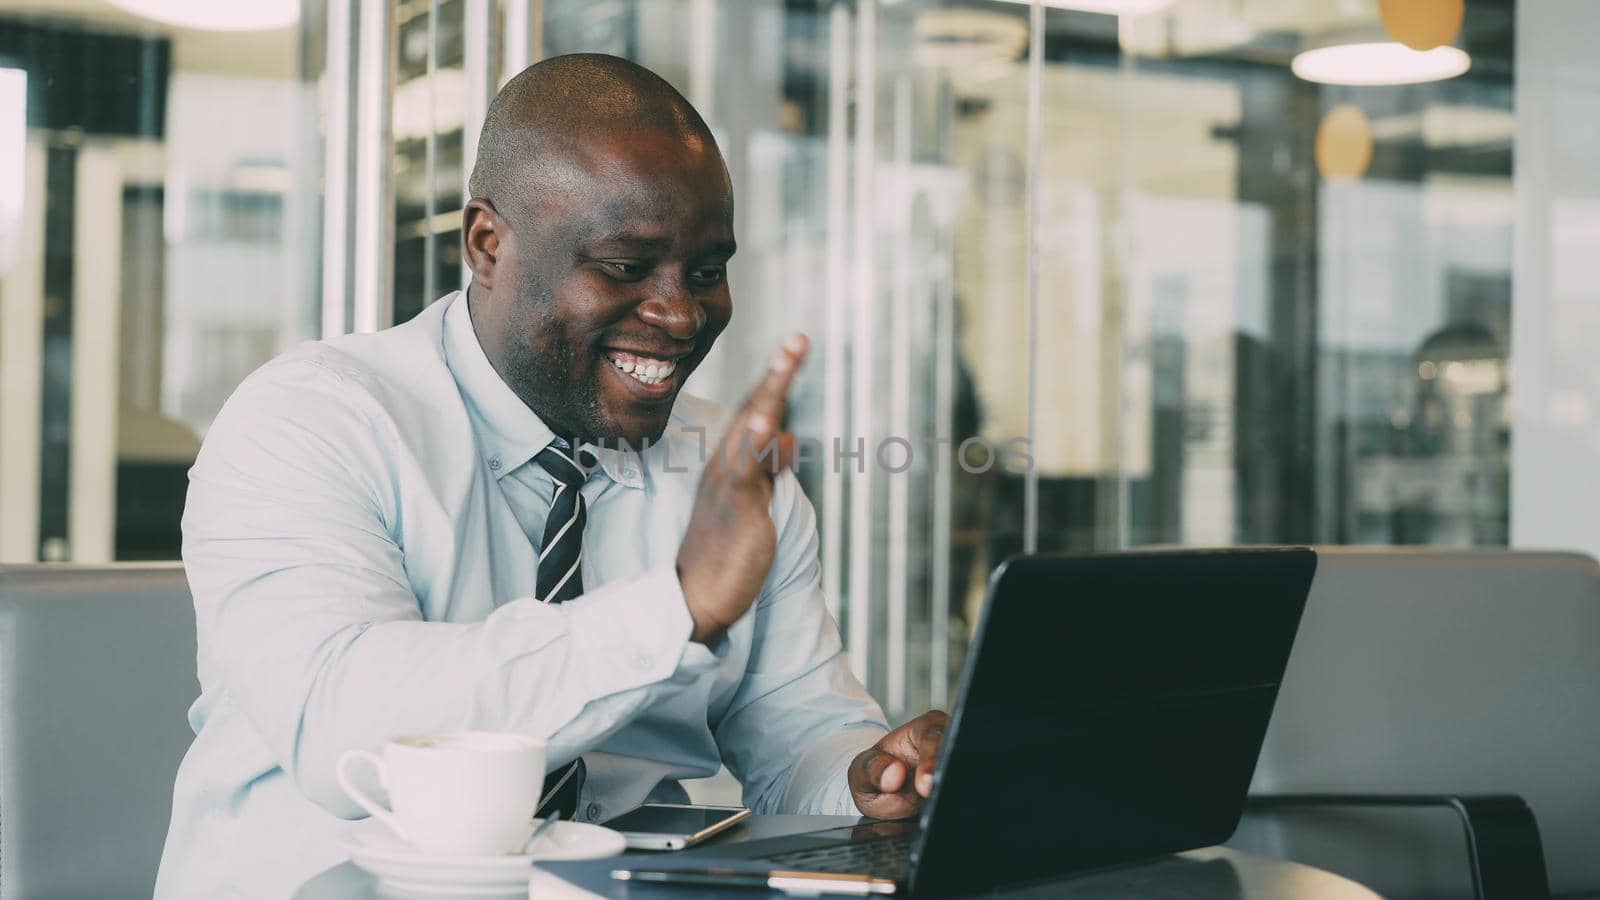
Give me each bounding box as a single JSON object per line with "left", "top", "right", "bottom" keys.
{"left": 690, "top": 266, "right": 726, "bottom": 285}
{"left": 603, "top": 261, "right": 648, "bottom": 279}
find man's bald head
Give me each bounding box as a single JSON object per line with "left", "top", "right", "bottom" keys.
{"left": 460, "top": 54, "right": 736, "bottom": 447}
{"left": 468, "top": 53, "right": 719, "bottom": 226}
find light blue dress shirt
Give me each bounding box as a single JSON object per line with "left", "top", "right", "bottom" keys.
{"left": 155, "top": 291, "right": 888, "bottom": 898}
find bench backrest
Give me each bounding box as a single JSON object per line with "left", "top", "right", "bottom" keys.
{"left": 0, "top": 565, "right": 197, "bottom": 900}
{"left": 1238, "top": 548, "right": 1600, "bottom": 897}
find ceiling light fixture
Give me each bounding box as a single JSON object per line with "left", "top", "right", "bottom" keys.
{"left": 1378, "top": 0, "right": 1465, "bottom": 51}
{"left": 1292, "top": 40, "right": 1470, "bottom": 86}
{"left": 104, "top": 0, "right": 299, "bottom": 32}
{"left": 990, "top": 0, "right": 1177, "bottom": 17}
{"left": 1315, "top": 103, "right": 1374, "bottom": 182}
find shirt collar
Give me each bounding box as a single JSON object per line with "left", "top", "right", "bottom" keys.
{"left": 442, "top": 289, "right": 644, "bottom": 489}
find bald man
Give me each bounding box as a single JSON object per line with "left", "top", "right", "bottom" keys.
{"left": 156, "top": 54, "right": 946, "bottom": 897}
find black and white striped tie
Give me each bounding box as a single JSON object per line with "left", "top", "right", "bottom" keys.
{"left": 534, "top": 441, "right": 594, "bottom": 605}
{"left": 531, "top": 440, "right": 595, "bottom": 819}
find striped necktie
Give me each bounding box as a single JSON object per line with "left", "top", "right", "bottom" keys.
{"left": 531, "top": 439, "right": 594, "bottom": 818}
{"left": 534, "top": 441, "right": 594, "bottom": 604}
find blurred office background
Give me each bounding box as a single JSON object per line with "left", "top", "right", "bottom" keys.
{"left": 0, "top": 0, "right": 1595, "bottom": 721}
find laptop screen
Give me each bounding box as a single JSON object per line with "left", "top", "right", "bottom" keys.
{"left": 910, "top": 548, "right": 1315, "bottom": 896}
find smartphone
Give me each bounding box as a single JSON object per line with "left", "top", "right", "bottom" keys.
{"left": 601, "top": 802, "right": 752, "bottom": 850}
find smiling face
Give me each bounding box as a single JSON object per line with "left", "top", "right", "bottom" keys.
{"left": 466, "top": 127, "right": 735, "bottom": 446}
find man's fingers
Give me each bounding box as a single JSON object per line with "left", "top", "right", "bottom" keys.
{"left": 850, "top": 713, "right": 951, "bottom": 820}
{"left": 737, "top": 334, "right": 807, "bottom": 436}
{"left": 878, "top": 759, "right": 907, "bottom": 794}
{"left": 756, "top": 431, "right": 798, "bottom": 476}
{"left": 851, "top": 740, "right": 936, "bottom": 821}
{"left": 854, "top": 748, "right": 906, "bottom": 797}
{"left": 722, "top": 334, "right": 807, "bottom": 479}
{"left": 907, "top": 712, "right": 948, "bottom": 797}
{"left": 867, "top": 751, "right": 904, "bottom": 794}
{"left": 914, "top": 728, "right": 943, "bottom": 797}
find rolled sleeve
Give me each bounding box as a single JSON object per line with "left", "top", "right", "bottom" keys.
{"left": 565, "top": 564, "right": 718, "bottom": 692}
{"left": 779, "top": 724, "right": 885, "bottom": 815}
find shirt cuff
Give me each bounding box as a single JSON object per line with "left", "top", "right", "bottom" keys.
{"left": 563, "top": 562, "right": 718, "bottom": 696}
{"left": 781, "top": 724, "right": 887, "bottom": 815}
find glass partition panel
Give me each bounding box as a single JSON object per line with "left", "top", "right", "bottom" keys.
{"left": 0, "top": 1, "right": 320, "bottom": 562}
{"left": 393, "top": 0, "right": 470, "bottom": 324}
{"left": 1025, "top": 0, "right": 1515, "bottom": 553}
{"left": 1511, "top": 0, "right": 1600, "bottom": 562}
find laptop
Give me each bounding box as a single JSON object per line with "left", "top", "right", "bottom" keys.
{"left": 674, "top": 548, "right": 1317, "bottom": 896}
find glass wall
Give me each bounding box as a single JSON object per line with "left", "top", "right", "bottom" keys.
{"left": 2, "top": 0, "right": 1595, "bottom": 722}
{"left": 457, "top": 0, "right": 1518, "bottom": 716}
{"left": 0, "top": 0, "right": 320, "bottom": 562}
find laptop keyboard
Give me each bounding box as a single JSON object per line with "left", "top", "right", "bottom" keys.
{"left": 759, "top": 836, "right": 914, "bottom": 879}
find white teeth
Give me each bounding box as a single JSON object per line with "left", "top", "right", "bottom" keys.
{"left": 609, "top": 354, "right": 676, "bottom": 386}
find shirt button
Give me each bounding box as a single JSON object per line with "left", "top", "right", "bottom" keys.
{"left": 621, "top": 465, "right": 636, "bottom": 478}
{"left": 488, "top": 456, "right": 502, "bottom": 471}
{"left": 586, "top": 802, "right": 602, "bottom": 821}
{"left": 633, "top": 652, "right": 654, "bottom": 670}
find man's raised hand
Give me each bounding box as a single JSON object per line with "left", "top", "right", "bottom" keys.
{"left": 676, "top": 334, "right": 808, "bottom": 644}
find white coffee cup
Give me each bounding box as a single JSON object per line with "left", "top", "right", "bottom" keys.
{"left": 336, "top": 731, "right": 547, "bottom": 855}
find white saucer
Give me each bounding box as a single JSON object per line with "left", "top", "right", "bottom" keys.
{"left": 340, "top": 818, "right": 626, "bottom": 896}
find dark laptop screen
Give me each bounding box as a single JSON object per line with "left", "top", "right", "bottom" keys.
{"left": 911, "top": 548, "right": 1315, "bottom": 896}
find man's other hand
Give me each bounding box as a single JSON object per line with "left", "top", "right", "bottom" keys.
{"left": 849, "top": 710, "right": 950, "bottom": 820}
{"left": 676, "top": 334, "right": 808, "bottom": 645}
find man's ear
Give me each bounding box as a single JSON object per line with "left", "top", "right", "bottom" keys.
{"left": 462, "top": 198, "right": 507, "bottom": 291}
